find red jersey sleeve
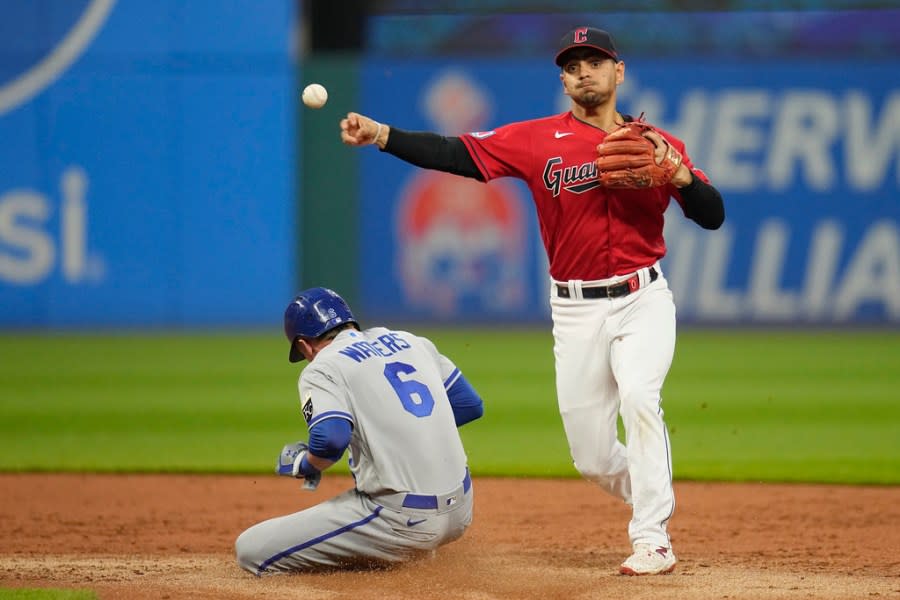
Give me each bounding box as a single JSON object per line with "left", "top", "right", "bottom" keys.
{"left": 459, "top": 121, "right": 537, "bottom": 182}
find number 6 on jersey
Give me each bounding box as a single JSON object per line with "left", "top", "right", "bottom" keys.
{"left": 383, "top": 361, "right": 434, "bottom": 417}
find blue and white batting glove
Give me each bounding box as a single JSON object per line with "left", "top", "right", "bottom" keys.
{"left": 276, "top": 441, "right": 321, "bottom": 491}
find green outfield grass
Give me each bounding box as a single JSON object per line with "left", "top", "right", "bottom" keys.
{"left": 0, "top": 329, "right": 897, "bottom": 484}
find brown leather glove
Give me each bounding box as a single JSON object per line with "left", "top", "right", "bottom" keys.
{"left": 594, "top": 121, "right": 683, "bottom": 188}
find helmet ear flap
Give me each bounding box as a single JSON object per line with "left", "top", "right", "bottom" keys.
{"left": 288, "top": 335, "right": 304, "bottom": 363}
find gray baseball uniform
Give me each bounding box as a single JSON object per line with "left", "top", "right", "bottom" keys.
{"left": 235, "top": 326, "right": 474, "bottom": 574}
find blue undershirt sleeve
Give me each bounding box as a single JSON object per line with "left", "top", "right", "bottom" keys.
{"left": 447, "top": 373, "right": 484, "bottom": 427}
{"left": 307, "top": 418, "right": 352, "bottom": 461}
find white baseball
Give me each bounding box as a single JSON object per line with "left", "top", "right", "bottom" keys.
{"left": 302, "top": 83, "right": 328, "bottom": 109}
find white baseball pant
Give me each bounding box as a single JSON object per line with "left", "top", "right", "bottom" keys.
{"left": 550, "top": 263, "right": 676, "bottom": 549}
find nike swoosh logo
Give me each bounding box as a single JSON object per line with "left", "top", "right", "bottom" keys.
{"left": 407, "top": 518, "right": 427, "bottom": 527}
{"left": 554, "top": 131, "right": 574, "bottom": 138}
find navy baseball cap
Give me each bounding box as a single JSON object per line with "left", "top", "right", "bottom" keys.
{"left": 555, "top": 27, "right": 618, "bottom": 66}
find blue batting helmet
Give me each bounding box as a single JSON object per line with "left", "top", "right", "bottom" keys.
{"left": 284, "top": 287, "right": 358, "bottom": 362}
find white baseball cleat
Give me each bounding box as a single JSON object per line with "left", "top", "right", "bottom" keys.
{"left": 619, "top": 544, "right": 677, "bottom": 575}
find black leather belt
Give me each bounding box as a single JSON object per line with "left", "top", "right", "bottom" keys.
{"left": 556, "top": 267, "right": 658, "bottom": 299}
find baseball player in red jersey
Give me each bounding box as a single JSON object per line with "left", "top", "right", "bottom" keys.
{"left": 340, "top": 26, "right": 725, "bottom": 575}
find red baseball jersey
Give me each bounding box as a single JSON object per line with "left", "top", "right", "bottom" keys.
{"left": 459, "top": 112, "right": 708, "bottom": 281}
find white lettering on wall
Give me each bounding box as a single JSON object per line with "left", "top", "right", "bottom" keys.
{"left": 768, "top": 92, "right": 839, "bottom": 190}
{"left": 61, "top": 167, "right": 88, "bottom": 282}
{"left": 695, "top": 228, "right": 742, "bottom": 320}
{"left": 0, "top": 191, "right": 54, "bottom": 283}
{"left": 627, "top": 83, "right": 900, "bottom": 192}
{"left": 707, "top": 91, "right": 769, "bottom": 190}
{"left": 749, "top": 221, "right": 797, "bottom": 320}
{"left": 663, "top": 212, "right": 900, "bottom": 322}
{"left": 845, "top": 91, "right": 900, "bottom": 190}
{"left": 833, "top": 221, "right": 900, "bottom": 320}
{"left": 802, "top": 221, "right": 842, "bottom": 320}
{"left": 0, "top": 166, "right": 104, "bottom": 286}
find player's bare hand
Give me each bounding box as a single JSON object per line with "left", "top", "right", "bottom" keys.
{"left": 640, "top": 130, "right": 690, "bottom": 186}
{"left": 641, "top": 130, "right": 668, "bottom": 165}
{"left": 642, "top": 129, "right": 691, "bottom": 186}
{"left": 340, "top": 112, "right": 387, "bottom": 148}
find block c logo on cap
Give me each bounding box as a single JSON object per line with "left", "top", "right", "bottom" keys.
{"left": 574, "top": 28, "right": 589, "bottom": 43}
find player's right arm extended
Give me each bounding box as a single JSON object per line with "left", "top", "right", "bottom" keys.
{"left": 340, "top": 112, "right": 482, "bottom": 179}
{"left": 383, "top": 128, "right": 485, "bottom": 181}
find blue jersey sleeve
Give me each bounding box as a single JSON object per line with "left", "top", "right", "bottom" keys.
{"left": 446, "top": 372, "right": 484, "bottom": 427}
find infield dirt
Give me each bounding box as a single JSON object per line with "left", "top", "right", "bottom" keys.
{"left": 1, "top": 474, "right": 898, "bottom": 599}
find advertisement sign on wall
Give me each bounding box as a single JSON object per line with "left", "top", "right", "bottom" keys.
{"left": 0, "top": 1, "right": 295, "bottom": 327}
{"left": 359, "top": 58, "right": 899, "bottom": 325}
